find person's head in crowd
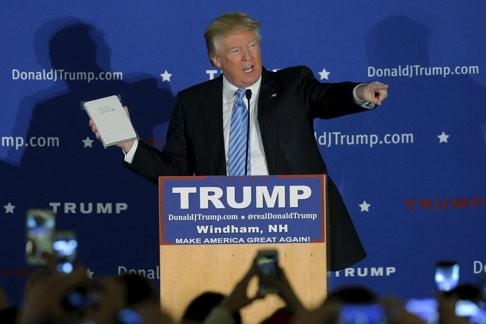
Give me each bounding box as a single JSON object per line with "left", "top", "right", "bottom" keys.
{"left": 16, "top": 261, "right": 91, "bottom": 324}
{"left": 320, "top": 286, "right": 379, "bottom": 324}
{"left": 0, "top": 283, "right": 18, "bottom": 324}
{"left": 293, "top": 285, "right": 426, "bottom": 324}
{"left": 260, "top": 307, "right": 293, "bottom": 324}
{"left": 181, "top": 291, "right": 241, "bottom": 324}
{"left": 86, "top": 272, "right": 174, "bottom": 324}
{"left": 119, "top": 273, "right": 160, "bottom": 307}
{"left": 120, "top": 273, "right": 174, "bottom": 324}
{"left": 16, "top": 250, "right": 174, "bottom": 324}
{"left": 326, "top": 285, "right": 379, "bottom": 304}
{"left": 446, "top": 283, "right": 482, "bottom": 301}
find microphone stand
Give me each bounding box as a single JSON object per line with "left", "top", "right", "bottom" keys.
{"left": 245, "top": 89, "right": 252, "bottom": 176}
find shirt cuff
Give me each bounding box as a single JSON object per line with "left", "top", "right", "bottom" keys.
{"left": 123, "top": 139, "right": 139, "bottom": 164}
{"left": 353, "top": 84, "right": 376, "bottom": 109}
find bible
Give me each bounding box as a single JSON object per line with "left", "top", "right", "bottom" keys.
{"left": 81, "top": 95, "right": 138, "bottom": 148}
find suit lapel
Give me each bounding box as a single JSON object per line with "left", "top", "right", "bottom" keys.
{"left": 258, "top": 69, "right": 280, "bottom": 174}
{"left": 201, "top": 77, "right": 227, "bottom": 175}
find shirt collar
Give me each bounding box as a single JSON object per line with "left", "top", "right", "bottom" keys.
{"left": 222, "top": 75, "right": 262, "bottom": 103}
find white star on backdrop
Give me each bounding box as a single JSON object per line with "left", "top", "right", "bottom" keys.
{"left": 438, "top": 131, "right": 450, "bottom": 143}
{"left": 82, "top": 136, "right": 94, "bottom": 148}
{"left": 161, "top": 70, "right": 172, "bottom": 82}
{"left": 359, "top": 200, "right": 371, "bottom": 212}
{"left": 4, "top": 202, "right": 15, "bottom": 214}
{"left": 318, "top": 68, "right": 331, "bottom": 80}
{"left": 87, "top": 268, "right": 94, "bottom": 279}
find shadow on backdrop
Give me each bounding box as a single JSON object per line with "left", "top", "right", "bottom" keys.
{"left": 365, "top": 15, "right": 485, "bottom": 196}
{"left": 363, "top": 15, "right": 486, "bottom": 294}
{"left": 1, "top": 17, "right": 176, "bottom": 305}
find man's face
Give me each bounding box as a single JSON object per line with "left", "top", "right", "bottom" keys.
{"left": 211, "top": 30, "right": 262, "bottom": 88}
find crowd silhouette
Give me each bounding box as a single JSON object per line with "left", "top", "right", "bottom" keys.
{"left": 1, "top": 251, "right": 484, "bottom": 324}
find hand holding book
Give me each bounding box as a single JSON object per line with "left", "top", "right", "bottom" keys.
{"left": 88, "top": 106, "right": 135, "bottom": 153}
{"left": 83, "top": 95, "right": 138, "bottom": 150}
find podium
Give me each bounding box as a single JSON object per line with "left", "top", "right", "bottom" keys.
{"left": 158, "top": 175, "right": 328, "bottom": 323}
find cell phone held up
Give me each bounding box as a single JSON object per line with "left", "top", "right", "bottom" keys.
{"left": 435, "top": 260, "right": 460, "bottom": 293}
{"left": 25, "top": 209, "right": 56, "bottom": 265}
{"left": 25, "top": 209, "right": 78, "bottom": 275}
{"left": 255, "top": 249, "right": 280, "bottom": 296}
{"left": 53, "top": 231, "right": 78, "bottom": 275}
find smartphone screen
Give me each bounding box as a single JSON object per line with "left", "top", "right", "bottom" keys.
{"left": 338, "top": 303, "right": 387, "bottom": 324}
{"left": 435, "top": 261, "right": 460, "bottom": 292}
{"left": 405, "top": 298, "right": 439, "bottom": 323}
{"left": 455, "top": 299, "right": 480, "bottom": 317}
{"left": 256, "top": 249, "right": 279, "bottom": 295}
{"left": 53, "top": 231, "right": 78, "bottom": 274}
{"left": 25, "top": 209, "right": 56, "bottom": 265}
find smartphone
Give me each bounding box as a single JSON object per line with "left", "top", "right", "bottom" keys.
{"left": 405, "top": 298, "right": 439, "bottom": 323}
{"left": 53, "top": 231, "right": 78, "bottom": 274}
{"left": 338, "top": 303, "right": 387, "bottom": 324}
{"left": 255, "top": 249, "right": 279, "bottom": 296}
{"left": 455, "top": 299, "right": 480, "bottom": 317}
{"left": 25, "top": 209, "right": 56, "bottom": 265}
{"left": 435, "top": 260, "right": 460, "bottom": 292}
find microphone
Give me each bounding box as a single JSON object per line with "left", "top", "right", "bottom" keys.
{"left": 245, "top": 89, "right": 252, "bottom": 176}
{"left": 245, "top": 89, "right": 252, "bottom": 101}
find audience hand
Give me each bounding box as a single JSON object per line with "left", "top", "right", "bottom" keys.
{"left": 267, "top": 266, "right": 305, "bottom": 314}
{"left": 219, "top": 261, "right": 262, "bottom": 313}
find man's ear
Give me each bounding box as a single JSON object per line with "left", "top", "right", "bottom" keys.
{"left": 210, "top": 55, "right": 222, "bottom": 68}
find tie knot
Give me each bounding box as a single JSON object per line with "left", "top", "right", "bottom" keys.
{"left": 236, "top": 88, "right": 246, "bottom": 101}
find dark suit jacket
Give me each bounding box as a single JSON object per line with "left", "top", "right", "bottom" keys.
{"left": 128, "top": 66, "right": 369, "bottom": 270}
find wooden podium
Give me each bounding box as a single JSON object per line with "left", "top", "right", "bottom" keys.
{"left": 158, "top": 175, "right": 328, "bottom": 323}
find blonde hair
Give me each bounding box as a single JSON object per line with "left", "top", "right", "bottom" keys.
{"left": 204, "top": 12, "right": 261, "bottom": 58}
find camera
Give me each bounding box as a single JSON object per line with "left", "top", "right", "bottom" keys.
{"left": 25, "top": 209, "right": 56, "bottom": 265}
{"left": 435, "top": 260, "right": 460, "bottom": 292}
{"left": 53, "top": 231, "right": 78, "bottom": 274}
{"left": 255, "top": 249, "right": 279, "bottom": 296}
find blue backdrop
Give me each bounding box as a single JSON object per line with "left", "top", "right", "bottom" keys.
{"left": 1, "top": 0, "right": 485, "bottom": 309}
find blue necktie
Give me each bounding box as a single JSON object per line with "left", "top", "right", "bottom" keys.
{"left": 228, "top": 88, "right": 250, "bottom": 176}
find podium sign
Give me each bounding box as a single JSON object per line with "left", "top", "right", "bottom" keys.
{"left": 159, "top": 175, "right": 328, "bottom": 322}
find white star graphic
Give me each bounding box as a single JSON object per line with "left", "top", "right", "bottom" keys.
{"left": 86, "top": 268, "right": 94, "bottom": 279}
{"left": 318, "top": 68, "right": 331, "bottom": 80}
{"left": 82, "top": 136, "right": 94, "bottom": 148}
{"left": 4, "top": 202, "right": 15, "bottom": 214}
{"left": 161, "top": 70, "right": 172, "bottom": 82}
{"left": 438, "top": 131, "right": 450, "bottom": 143}
{"left": 359, "top": 200, "right": 371, "bottom": 212}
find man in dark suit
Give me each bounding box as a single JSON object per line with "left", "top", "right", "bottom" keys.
{"left": 90, "top": 12, "right": 388, "bottom": 271}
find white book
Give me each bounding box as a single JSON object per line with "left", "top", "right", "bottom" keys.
{"left": 82, "top": 95, "right": 138, "bottom": 148}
